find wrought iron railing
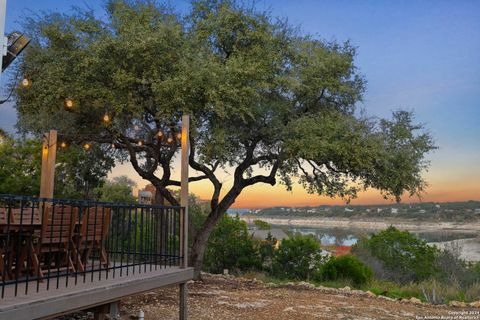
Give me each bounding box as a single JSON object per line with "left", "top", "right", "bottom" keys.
{"left": 0, "top": 194, "right": 184, "bottom": 298}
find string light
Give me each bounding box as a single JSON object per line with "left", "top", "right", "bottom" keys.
{"left": 60, "top": 141, "right": 68, "bottom": 148}
{"left": 176, "top": 132, "right": 182, "bottom": 140}
{"left": 21, "top": 78, "right": 31, "bottom": 88}
{"left": 157, "top": 130, "right": 164, "bottom": 138}
{"left": 64, "top": 98, "right": 75, "bottom": 110}
{"left": 102, "top": 113, "right": 111, "bottom": 123}
{"left": 83, "top": 143, "right": 91, "bottom": 150}
{"left": 134, "top": 125, "right": 139, "bottom": 131}
{"left": 137, "top": 140, "right": 143, "bottom": 146}
{"left": 167, "top": 136, "right": 174, "bottom": 144}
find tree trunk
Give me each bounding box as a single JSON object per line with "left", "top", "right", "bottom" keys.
{"left": 189, "top": 210, "right": 224, "bottom": 279}
{"left": 189, "top": 186, "right": 243, "bottom": 279}
{"left": 154, "top": 188, "right": 167, "bottom": 263}
{"left": 154, "top": 188, "right": 165, "bottom": 205}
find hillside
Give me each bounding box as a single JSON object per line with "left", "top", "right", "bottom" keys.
{"left": 246, "top": 201, "right": 480, "bottom": 222}
{"left": 119, "top": 274, "right": 479, "bottom": 320}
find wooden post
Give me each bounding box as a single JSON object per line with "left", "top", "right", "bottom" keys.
{"left": 109, "top": 301, "right": 120, "bottom": 319}
{"left": 179, "top": 115, "right": 189, "bottom": 320}
{"left": 39, "top": 130, "right": 57, "bottom": 199}
{"left": 180, "top": 115, "right": 189, "bottom": 267}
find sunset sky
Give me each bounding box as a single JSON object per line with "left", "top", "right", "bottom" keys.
{"left": 1, "top": 0, "right": 479, "bottom": 208}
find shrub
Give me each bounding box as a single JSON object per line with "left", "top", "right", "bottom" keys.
{"left": 257, "top": 233, "right": 276, "bottom": 272}
{"left": 320, "top": 255, "right": 373, "bottom": 287}
{"left": 253, "top": 219, "right": 271, "bottom": 230}
{"left": 434, "top": 247, "right": 475, "bottom": 287}
{"left": 203, "top": 214, "right": 261, "bottom": 274}
{"left": 353, "top": 226, "right": 439, "bottom": 284}
{"left": 272, "top": 234, "right": 324, "bottom": 280}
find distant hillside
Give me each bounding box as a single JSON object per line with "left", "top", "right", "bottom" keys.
{"left": 247, "top": 201, "right": 480, "bottom": 222}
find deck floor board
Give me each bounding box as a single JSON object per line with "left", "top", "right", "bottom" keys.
{"left": 0, "top": 266, "right": 193, "bottom": 320}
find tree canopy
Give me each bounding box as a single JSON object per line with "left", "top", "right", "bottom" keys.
{"left": 0, "top": 133, "right": 113, "bottom": 198}
{"left": 13, "top": 0, "right": 436, "bottom": 275}
{"left": 94, "top": 175, "right": 137, "bottom": 203}
{"left": 0, "top": 134, "right": 41, "bottom": 195}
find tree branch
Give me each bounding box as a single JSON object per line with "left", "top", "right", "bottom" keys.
{"left": 166, "top": 175, "right": 209, "bottom": 186}
{"left": 189, "top": 137, "right": 222, "bottom": 211}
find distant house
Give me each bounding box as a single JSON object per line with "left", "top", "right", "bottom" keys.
{"left": 249, "top": 229, "right": 288, "bottom": 248}
{"left": 138, "top": 190, "right": 153, "bottom": 204}
{"left": 391, "top": 208, "right": 399, "bottom": 214}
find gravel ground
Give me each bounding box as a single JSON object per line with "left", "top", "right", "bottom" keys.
{"left": 113, "top": 274, "right": 479, "bottom": 320}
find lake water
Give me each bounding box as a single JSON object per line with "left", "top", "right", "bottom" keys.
{"left": 278, "top": 225, "right": 478, "bottom": 246}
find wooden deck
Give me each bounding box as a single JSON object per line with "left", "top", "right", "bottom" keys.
{"left": 0, "top": 266, "right": 194, "bottom": 320}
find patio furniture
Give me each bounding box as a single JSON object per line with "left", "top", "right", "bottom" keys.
{"left": 74, "top": 206, "right": 111, "bottom": 272}
{"left": 33, "top": 204, "right": 78, "bottom": 278}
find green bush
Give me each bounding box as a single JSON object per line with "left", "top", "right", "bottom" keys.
{"left": 203, "top": 214, "right": 261, "bottom": 274}
{"left": 353, "top": 226, "right": 439, "bottom": 283}
{"left": 257, "top": 233, "right": 276, "bottom": 272}
{"left": 253, "top": 219, "right": 271, "bottom": 230}
{"left": 272, "top": 234, "right": 324, "bottom": 280}
{"left": 320, "top": 255, "right": 373, "bottom": 287}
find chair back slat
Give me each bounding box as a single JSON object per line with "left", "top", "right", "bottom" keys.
{"left": 41, "top": 205, "right": 77, "bottom": 244}
{"left": 80, "top": 207, "right": 111, "bottom": 242}
{"left": 10, "top": 208, "right": 41, "bottom": 225}
{"left": 0, "top": 208, "right": 7, "bottom": 225}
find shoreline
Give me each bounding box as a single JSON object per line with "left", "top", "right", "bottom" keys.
{"left": 429, "top": 238, "right": 480, "bottom": 261}
{"left": 242, "top": 216, "right": 480, "bottom": 233}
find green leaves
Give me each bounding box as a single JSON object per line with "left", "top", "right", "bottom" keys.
{"left": 0, "top": 136, "right": 42, "bottom": 196}
{"left": 272, "top": 234, "right": 325, "bottom": 280}
{"left": 203, "top": 214, "right": 261, "bottom": 273}
{"left": 14, "top": 0, "right": 435, "bottom": 206}
{"left": 353, "top": 226, "right": 439, "bottom": 283}
{"left": 94, "top": 175, "right": 137, "bottom": 203}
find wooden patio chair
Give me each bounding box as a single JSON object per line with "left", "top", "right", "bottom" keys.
{"left": 74, "top": 206, "right": 111, "bottom": 272}
{"left": 33, "top": 204, "right": 77, "bottom": 278}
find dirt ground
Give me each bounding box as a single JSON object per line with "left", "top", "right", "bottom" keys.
{"left": 118, "top": 274, "right": 480, "bottom": 320}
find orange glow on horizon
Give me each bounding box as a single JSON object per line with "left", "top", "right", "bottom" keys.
{"left": 109, "top": 160, "right": 480, "bottom": 209}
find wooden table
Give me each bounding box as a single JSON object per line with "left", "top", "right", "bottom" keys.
{"left": 1, "top": 208, "right": 42, "bottom": 281}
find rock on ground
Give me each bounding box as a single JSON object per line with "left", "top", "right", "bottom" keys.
{"left": 114, "top": 274, "right": 478, "bottom": 320}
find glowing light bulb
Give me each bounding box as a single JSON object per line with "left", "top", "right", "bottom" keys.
{"left": 21, "top": 78, "right": 31, "bottom": 88}
{"left": 64, "top": 98, "right": 74, "bottom": 110}
{"left": 176, "top": 132, "right": 182, "bottom": 140}
{"left": 103, "top": 114, "right": 110, "bottom": 123}
{"left": 137, "top": 140, "right": 143, "bottom": 146}
{"left": 167, "top": 136, "right": 174, "bottom": 144}
{"left": 134, "top": 125, "right": 139, "bottom": 131}
{"left": 157, "top": 130, "right": 164, "bottom": 138}
{"left": 60, "top": 141, "right": 67, "bottom": 148}
{"left": 83, "top": 143, "right": 91, "bottom": 150}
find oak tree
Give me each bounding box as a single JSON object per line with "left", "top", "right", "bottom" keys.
{"left": 14, "top": 0, "right": 435, "bottom": 277}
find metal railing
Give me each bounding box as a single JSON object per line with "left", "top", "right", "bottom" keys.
{"left": 0, "top": 194, "right": 184, "bottom": 298}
